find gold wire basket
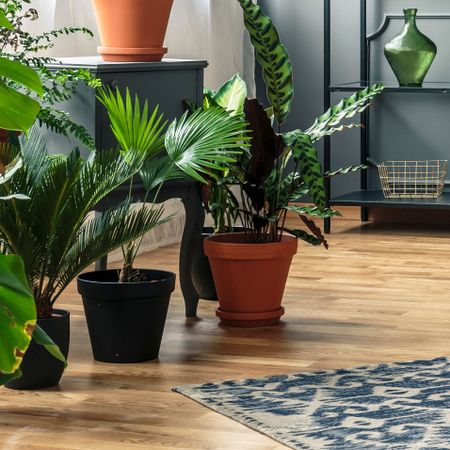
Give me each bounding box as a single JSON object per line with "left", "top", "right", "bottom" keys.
{"left": 378, "top": 160, "right": 448, "bottom": 199}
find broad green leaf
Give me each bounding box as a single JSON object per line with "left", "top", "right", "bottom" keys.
{"left": 237, "top": 0, "right": 294, "bottom": 125}
{"left": 0, "top": 10, "right": 13, "bottom": 30}
{"left": 0, "top": 255, "right": 36, "bottom": 375}
{"left": 0, "top": 57, "right": 43, "bottom": 96}
{"left": 283, "top": 130, "right": 326, "bottom": 211}
{"left": 0, "top": 80, "right": 41, "bottom": 132}
{"left": 33, "top": 324, "right": 66, "bottom": 366}
{"left": 212, "top": 74, "right": 247, "bottom": 116}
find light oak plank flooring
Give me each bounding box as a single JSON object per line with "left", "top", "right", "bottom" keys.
{"left": 1, "top": 208, "right": 450, "bottom": 449}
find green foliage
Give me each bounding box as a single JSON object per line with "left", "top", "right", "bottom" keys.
{"left": 0, "top": 254, "right": 36, "bottom": 379}
{"left": 98, "top": 87, "right": 166, "bottom": 161}
{"left": 283, "top": 130, "right": 327, "bottom": 210}
{"left": 305, "top": 83, "right": 384, "bottom": 142}
{"left": 207, "top": 74, "right": 247, "bottom": 116}
{"left": 210, "top": 1, "right": 385, "bottom": 246}
{"left": 98, "top": 88, "right": 249, "bottom": 278}
{"left": 165, "top": 107, "right": 249, "bottom": 184}
{"left": 325, "top": 164, "right": 367, "bottom": 177}
{"left": 0, "top": 0, "right": 100, "bottom": 148}
{"left": 0, "top": 127, "right": 164, "bottom": 317}
{"left": 0, "top": 9, "right": 42, "bottom": 132}
{"left": 33, "top": 324, "right": 65, "bottom": 366}
{"left": 237, "top": 0, "right": 294, "bottom": 125}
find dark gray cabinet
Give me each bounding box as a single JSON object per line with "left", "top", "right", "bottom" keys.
{"left": 44, "top": 57, "right": 208, "bottom": 317}
{"left": 45, "top": 56, "right": 207, "bottom": 156}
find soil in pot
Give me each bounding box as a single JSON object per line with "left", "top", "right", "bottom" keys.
{"left": 77, "top": 269, "right": 175, "bottom": 363}
{"left": 92, "top": 0, "right": 174, "bottom": 62}
{"left": 5, "top": 309, "right": 70, "bottom": 390}
{"left": 204, "top": 233, "right": 298, "bottom": 327}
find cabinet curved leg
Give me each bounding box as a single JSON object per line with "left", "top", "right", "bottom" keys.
{"left": 180, "top": 184, "right": 205, "bottom": 317}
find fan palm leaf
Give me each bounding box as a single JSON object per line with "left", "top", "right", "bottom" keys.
{"left": 164, "top": 107, "right": 249, "bottom": 184}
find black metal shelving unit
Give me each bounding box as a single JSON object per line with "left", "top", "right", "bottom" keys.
{"left": 323, "top": 0, "right": 450, "bottom": 232}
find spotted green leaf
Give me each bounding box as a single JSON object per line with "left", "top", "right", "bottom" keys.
{"left": 284, "top": 205, "right": 341, "bottom": 219}
{"left": 306, "top": 83, "right": 384, "bottom": 143}
{"left": 237, "top": 0, "right": 294, "bottom": 125}
{"left": 283, "top": 130, "right": 326, "bottom": 211}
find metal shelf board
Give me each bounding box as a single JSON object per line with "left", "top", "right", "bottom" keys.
{"left": 330, "top": 81, "right": 450, "bottom": 94}
{"left": 330, "top": 190, "right": 450, "bottom": 209}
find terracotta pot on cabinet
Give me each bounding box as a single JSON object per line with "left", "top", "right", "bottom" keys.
{"left": 204, "top": 233, "right": 298, "bottom": 327}
{"left": 91, "top": 0, "right": 174, "bottom": 62}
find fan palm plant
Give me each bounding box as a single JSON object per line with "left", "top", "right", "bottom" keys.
{"left": 97, "top": 87, "right": 249, "bottom": 282}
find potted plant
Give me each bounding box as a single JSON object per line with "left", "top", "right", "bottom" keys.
{"left": 0, "top": 121, "right": 175, "bottom": 388}
{"left": 202, "top": 0, "right": 384, "bottom": 327}
{"left": 0, "top": 8, "right": 68, "bottom": 387}
{"left": 91, "top": 0, "right": 174, "bottom": 62}
{"left": 186, "top": 74, "right": 248, "bottom": 301}
{"left": 77, "top": 87, "right": 248, "bottom": 363}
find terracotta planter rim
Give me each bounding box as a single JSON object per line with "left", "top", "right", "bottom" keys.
{"left": 205, "top": 232, "right": 298, "bottom": 260}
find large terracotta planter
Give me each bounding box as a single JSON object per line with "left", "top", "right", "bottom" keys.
{"left": 91, "top": 0, "right": 174, "bottom": 62}
{"left": 204, "top": 233, "right": 298, "bottom": 327}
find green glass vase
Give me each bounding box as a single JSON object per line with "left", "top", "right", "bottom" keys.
{"left": 384, "top": 8, "right": 437, "bottom": 87}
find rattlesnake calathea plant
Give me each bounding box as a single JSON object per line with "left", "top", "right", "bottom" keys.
{"left": 209, "top": 0, "right": 385, "bottom": 245}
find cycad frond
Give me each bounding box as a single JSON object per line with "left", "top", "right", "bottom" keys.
{"left": 50, "top": 201, "right": 167, "bottom": 303}
{"left": 0, "top": 128, "right": 148, "bottom": 315}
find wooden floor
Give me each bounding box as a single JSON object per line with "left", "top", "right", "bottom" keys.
{"left": 2, "top": 207, "right": 450, "bottom": 449}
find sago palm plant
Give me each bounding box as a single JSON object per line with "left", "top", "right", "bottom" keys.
{"left": 0, "top": 93, "right": 248, "bottom": 318}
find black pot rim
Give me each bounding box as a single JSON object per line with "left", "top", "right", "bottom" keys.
{"left": 77, "top": 268, "right": 175, "bottom": 286}
{"left": 77, "top": 269, "right": 176, "bottom": 300}
{"left": 39, "top": 309, "right": 70, "bottom": 321}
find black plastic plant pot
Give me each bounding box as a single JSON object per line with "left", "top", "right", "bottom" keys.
{"left": 5, "top": 309, "right": 70, "bottom": 390}
{"left": 77, "top": 269, "right": 175, "bottom": 363}
{"left": 192, "top": 227, "right": 218, "bottom": 301}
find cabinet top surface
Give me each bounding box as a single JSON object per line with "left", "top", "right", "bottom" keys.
{"left": 46, "top": 56, "right": 208, "bottom": 72}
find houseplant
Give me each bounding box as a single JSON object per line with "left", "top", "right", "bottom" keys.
{"left": 77, "top": 87, "right": 248, "bottom": 363}
{"left": 0, "top": 8, "right": 65, "bottom": 387}
{"left": 188, "top": 74, "right": 248, "bottom": 300}
{"left": 203, "top": 0, "right": 384, "bottom": 326}
{"left": 91, "top": 0, "right": 174, "bottom": 62}
{"left": 0, "top": 124, "right": 169, "bottom": 388}
{"left": 0, "top": 0, "right": 100, "bottom": 149}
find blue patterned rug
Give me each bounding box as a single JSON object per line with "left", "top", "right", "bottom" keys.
{"left": 174, "top": 357, "right": 450, "bottom": 449}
